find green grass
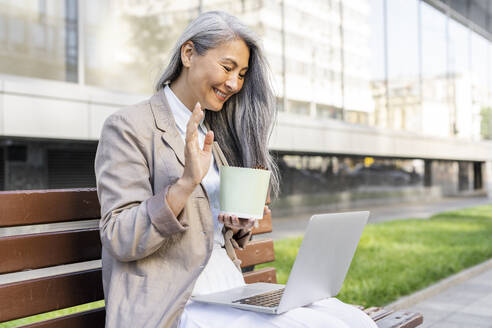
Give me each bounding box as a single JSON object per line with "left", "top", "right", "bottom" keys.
{"left": 0, "top": 301, "right": 104, "bottom": 328}
{"left": 258, "top": 204, "right": 492, "bottom": 307}
{"left": 2, "top": 204, "right": 492, "bottom": 326}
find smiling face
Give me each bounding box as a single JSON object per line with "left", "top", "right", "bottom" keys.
{"left": 173, "top": 38, "right": 250, "bottom": 112}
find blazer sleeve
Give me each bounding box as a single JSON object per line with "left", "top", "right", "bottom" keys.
{"left": 95, "top": 114, "right": 188, "bottom": 262}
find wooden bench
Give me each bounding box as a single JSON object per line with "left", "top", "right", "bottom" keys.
{"left": 0, "top": 188, "right": 422, "bottom": 327}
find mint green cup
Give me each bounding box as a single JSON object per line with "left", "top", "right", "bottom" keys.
{"left": 219, "top": 166, "right": 271, "bottom": 219}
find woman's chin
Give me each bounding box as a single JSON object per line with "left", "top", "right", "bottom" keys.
{"left": 205, "top": 103, "right": 224, "bottom": 112}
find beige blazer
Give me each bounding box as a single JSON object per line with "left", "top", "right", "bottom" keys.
{"left": 95, "top": 91, "right": 251, "bottom": 328}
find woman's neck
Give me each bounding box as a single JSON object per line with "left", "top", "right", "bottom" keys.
{"left": 169, "top": 73, "right": 195, "bottom": 112}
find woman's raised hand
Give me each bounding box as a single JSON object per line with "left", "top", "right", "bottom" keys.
{"left": 182, "top": 102, "right": 214, "bottom": 188}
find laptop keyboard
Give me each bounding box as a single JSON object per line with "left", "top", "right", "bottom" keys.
{"left": 232, "top": 288, "right": 285, "bottom": 308}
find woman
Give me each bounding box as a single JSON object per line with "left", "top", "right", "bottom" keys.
{"left": 95, "top": 11, "right": 377, "bottom": 328}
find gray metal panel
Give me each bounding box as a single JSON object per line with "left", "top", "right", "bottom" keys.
{"left": 47, "top": 149, "right": 96, "bottom": 189}
{"left": 438, "top": 0, "right": 492, "bottom": 37}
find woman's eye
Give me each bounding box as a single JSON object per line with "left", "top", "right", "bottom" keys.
{"left": 239, "top": 74, "right": 246, "bottom": 79}
{"left": 222, "top": 66, "right": 232, "bottom": 72}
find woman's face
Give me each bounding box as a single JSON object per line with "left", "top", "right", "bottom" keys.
{"left": 183, "top": 38, "right": 250, "bottom": 111}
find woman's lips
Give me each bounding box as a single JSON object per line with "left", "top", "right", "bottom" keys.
{"left": 214, "top": 88, "right": 227, "bottom": 101}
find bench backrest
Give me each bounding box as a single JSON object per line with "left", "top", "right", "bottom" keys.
{"left": 0, "top": 188, "right": 276, "bottom": 326}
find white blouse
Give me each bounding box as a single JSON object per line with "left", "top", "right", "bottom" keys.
{"left": 164, "top": 86, "right": 245, "bottom": 296}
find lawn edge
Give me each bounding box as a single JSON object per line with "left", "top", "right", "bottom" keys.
{"left": 387, "top": 257, "right": 492, "bottom": 310}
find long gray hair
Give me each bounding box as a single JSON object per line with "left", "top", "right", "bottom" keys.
{"left": 156, "top": 11, "right": 279, "bottom": 197}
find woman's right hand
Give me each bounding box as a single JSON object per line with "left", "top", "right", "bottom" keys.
{"left": 181, "top": 102, "right": 214, "bottom": 189}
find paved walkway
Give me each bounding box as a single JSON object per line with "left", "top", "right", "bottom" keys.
{"left": 266, "top": 196, "right": 492, "bottom": 327}
{"left": 408, "top": 266, "right": 492, "bottom": 327}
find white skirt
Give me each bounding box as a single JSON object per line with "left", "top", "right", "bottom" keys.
{"left": 192, "top": 246, "right": 245, "bottom": 296}
{"left": 184, "top": 247, "right": 377, "bottom": 328}
{"left": 179, "top": 298, "right": 378, "bottom": 328}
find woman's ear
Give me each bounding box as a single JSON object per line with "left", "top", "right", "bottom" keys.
{"left": 181, "top": 41, "right": 194, "bottom": 68}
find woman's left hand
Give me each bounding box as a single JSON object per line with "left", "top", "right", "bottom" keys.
{"left": 218, "top": 213, "right": 255, "bottom": 232}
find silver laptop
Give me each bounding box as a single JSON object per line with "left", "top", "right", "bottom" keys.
{"left": 191, "top": 211, "right": 370, "bottom": 314}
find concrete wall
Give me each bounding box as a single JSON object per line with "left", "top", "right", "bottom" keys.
{"left": 2, "top": 74, "right": 492, "bottom": 162}
{"left": 0, "top": 74, "right": 144, "bottom": 140}
{"left": 271, "top": 112, "right": 492, "bottom": 162}
{"left": 2, "top": 74, "right": 492, "bottom": 197}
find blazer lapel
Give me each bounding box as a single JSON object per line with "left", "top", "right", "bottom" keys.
{"left": 150, "top": 91, "right": 185, "bottom": 167}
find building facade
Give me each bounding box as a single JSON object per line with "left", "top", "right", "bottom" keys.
{"left": 0, "top": 0, "right": 491, "bottom": 202}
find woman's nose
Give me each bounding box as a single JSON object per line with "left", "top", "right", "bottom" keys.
{"left": 225, "top": 76, "right": 240, "bottom": 92}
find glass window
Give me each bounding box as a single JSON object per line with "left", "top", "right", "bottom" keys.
{"left": 385, "top": 0, "right": 420, "bottom": 132}
{"left": 202, "top": 0, "right": 263, "bottom": 19}
{"left": 386, "top": 0, "right": 419, "bottom": 81}
{"left": 342, "top": 1, "right": 374, "bottom": 116}
{"left": 316, "top": 103, "right": 343, "bottom": 120}
{"left": 448, "top": 19, "right": 472, "bottom": 138}
{"left": 9, "top": 16, "right": 24, "bottom": 44}
{"left": 0, "top": 15, "right": 5, "bottom": 42}
{"left": 33, "top": 22, "right": 46, "bottom": 49}
{"left": 368, "top": 0, "right": 386, "bottom": 128}
{"left": 281, "top": 1, "right": 342, "bottom": 112}
{"left": 288, "top": 99, "right": 310, "bottom": 116}
{"left": 489, "top": 43, "right": 492, "bottom": 104}
{"left": 83, "top": 0, "right": 199, "bottom": 94}
{"left": 369, "top": 0, "right": 384, "bottom": 81}
{"left": 420, "top": 2, "right": 449, "bottom": 137}
{"left": 421, "top": 2, "right": 446, "bottom": 79}
{"left": 324, "top": 0, "right": 343, "bottom": 110}
{"left": 0, "top": 0, "right": 76, "bottom": 82}
{"left": 471, "top": 32, "right": 489, "bottom": 89}
{"left": 256, "top": 0, "right": 283, "bottom": 107}
{"left": 470, "top": 31, "right": 489, "bottom": 140}
{"left": 448, "top": 19, "right": 470, "bottom": 76}
{"left": 202, "top": 0, "right": 265, "bottom": 40}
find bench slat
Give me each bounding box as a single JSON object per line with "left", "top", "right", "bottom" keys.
{"left": 251, "top": 211, "right": 272, "bottom": 235}
{"left": 0, "top": 269, "right": 103, "bottom": 322}
{"left": 364, "top": 307, "right": 394, "bottom": 321}
{"left": 0, "top": 189, "right": 100, "bottom": 227}
{"left": 375, "top": 311, "right": 424, "bottom": 328}
{"left": 0, "top": 229, "right": 101, "bottom": 274}
{"left": 236, "top": 239, "right": 275, "bottom": 268}
{"left": 243, "top": 267, "right": 277, "bottom": 284}
{"left": 23, "top": 308, "right": 105, "bottom": 328}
